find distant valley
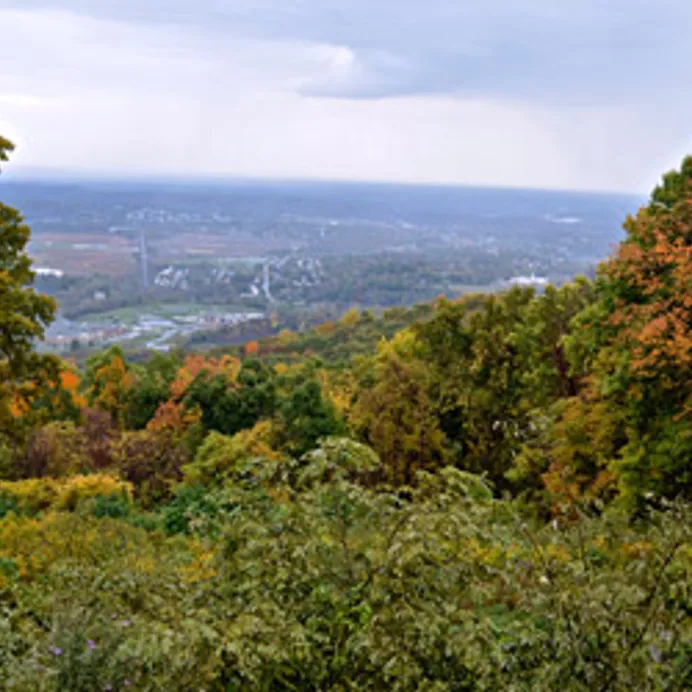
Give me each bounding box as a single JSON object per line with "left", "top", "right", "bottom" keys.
{"left": 1, "top": 178, "right": 641, "bottom": 355}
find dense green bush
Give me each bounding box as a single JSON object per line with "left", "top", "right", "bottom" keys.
{"left": 0, "top": 463, "right": 689, "bottom": 690}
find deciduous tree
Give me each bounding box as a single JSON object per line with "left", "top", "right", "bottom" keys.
{"left": 352, "top": 330, "right": 448, "bottom": 485}
{"left": 0, "top": 137, "right": 59, "bottom": 442}
{"left": 558, "top": 157, "right": 692, "bottom": 508}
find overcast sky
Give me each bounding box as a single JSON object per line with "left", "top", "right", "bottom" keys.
{"left": 0, "top": 0, "right": 690, "bottom": 192}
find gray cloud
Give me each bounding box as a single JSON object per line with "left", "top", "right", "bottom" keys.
{"left": 1, "top": 1, "right": 690, "bottom": 191}
{"left": 3, "top": 0, "right": 690, "bottom": 102}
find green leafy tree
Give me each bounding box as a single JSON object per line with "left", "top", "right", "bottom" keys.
{"left": 184, "top": 358, "right": 276, "bottom": 437}
{"left": 124, "top": 352, "right": 180, "bottom": 430}
{"left": 414, "top": 284, "right": 596, "bottom": 495}
{"left": 276, "top": 367, "right": 346, "bottom": 457}
{"left": 0, "top": 137, "right": 59, "bottom": 441}
{"left": 415, "top": 289, "right": 535, "bottom": 490}
{"left": 511, "top": 279, "right": 594, "bottom": 403}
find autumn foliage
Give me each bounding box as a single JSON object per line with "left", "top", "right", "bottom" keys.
{"left": 1, "top": 139, "right": 692, "bottom": 688}
{"left": 547, "top": 159, "right": 692, "bottom": 510}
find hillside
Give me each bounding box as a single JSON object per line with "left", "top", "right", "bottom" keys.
{"left": 0, "top": 138, "right": 691, "bottom": 690}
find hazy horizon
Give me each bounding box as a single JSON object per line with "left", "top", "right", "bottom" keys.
{"left": 2, "top": 166, "right": 648, "bottom": 199}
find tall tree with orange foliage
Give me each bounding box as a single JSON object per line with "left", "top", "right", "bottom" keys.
{"left": 559, "top": 157, "right": 692, "bottom": 509}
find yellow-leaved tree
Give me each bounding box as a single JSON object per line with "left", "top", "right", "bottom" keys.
{"left": 351, "top": 330, "right": 448, "bottom": 485}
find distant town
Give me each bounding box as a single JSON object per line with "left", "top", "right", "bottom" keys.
{"left": 0, "top": 178, "right": 638, "bottom": 357}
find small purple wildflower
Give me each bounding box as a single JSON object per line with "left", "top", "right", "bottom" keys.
{"left": 121, "top": 619, "right": 132, "bottom": 628}
{"left": 48, "top": 646, "right": 63, "bottom": 656}
{"left": 104, "top": 685, "right": 113, "bottom": 691}
{"left": 87, "top": 639, "right": 97, "bottom": 650}
{"left": 124, "top": 681, "right": 131, "bottom": 687}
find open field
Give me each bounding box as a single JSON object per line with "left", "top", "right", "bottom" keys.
{"left": 29, "top": 232, "right": 138, "bottom": 276}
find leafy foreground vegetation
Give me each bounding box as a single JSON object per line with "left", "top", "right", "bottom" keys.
{"left": 0, "top": 138, "right": 691, "bottom": 690}
{"left": 1, "top": 466, "right": 691, "bottom": 691}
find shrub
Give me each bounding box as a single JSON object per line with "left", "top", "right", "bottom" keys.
{"left": 56, "top": 475, "right": 132, "bottom": 512}
{"left": 90, "top": 492, "right": 132, "bottom": 520}
{"left": 113, "top": 430, "right": 188, "bottom": 508}
{"left": 79, "top": 407, "right": 118, "bottom": 470}
{"left": 0, "top": 470, "right": 690, "bottom": 689}
{"left": 161, "top": 484, "right": 232, "bottom": 537}
{"left": 182, "top": 421, "right": 282, "bottom": 488}
{"left": 0, "top": 434, "right": 16, "bottom": 480}
{"left": 0, "top": 475, "right": 132, "bottom": 516}
{"left": 19, "top": 421, "right": 85, "bottom": 478}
